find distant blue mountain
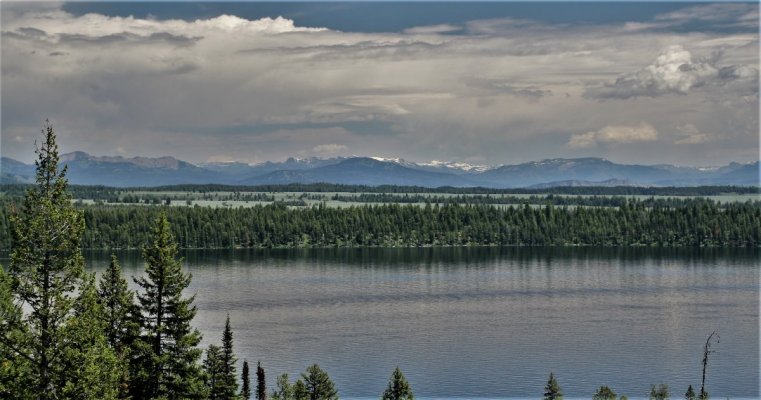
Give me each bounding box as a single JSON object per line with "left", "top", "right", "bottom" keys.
{"left": 1, "top": 152, "right": 758, "bottom": 188}
{"left": 240, "top": 157, "right": 479, "bottom": 187}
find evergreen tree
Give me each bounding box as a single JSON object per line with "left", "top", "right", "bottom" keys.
{"left": 5, "top": 122, "right": 88, "bottom": 398}
{"left": 685, "top": 385, "right": 696, "bottom": 400}
{"left": 98, "top": 255, "right": 140, "bottom": 398}
{"left": 543, "top": 372, "right": 562, "bottom": 400}
{"left": 204, "top": 344, "right": 224, "bottom": 399}
{"left": 257, "top": 361, "right": 267, "bottom": 400}
{"left": 650, "top": 384, "right": 669, "bottom": 400}
{"left": 133, "top": 213, "right": 204, "bottom": 399}
{"left": 98, "top": 255, "right": 140, "bottom": 353}
{"left": 59, "top": 273, "right": 122, "bottom": 399}
{"left": 220, "top": 314, "right": 239, "bottom": 398}
{"left": 298, "top": 364, "right": 338, "bottom": 400}
{"left": 593, "top": 386, "right": 617, "bottom": 400}
{"left": 381, "top": 366, "right": 413, "bottom": 400}
{"left": 292, "top": 379, "right": 308, "bottom": 400}
{"left": 271, "top": 373, "right": 293, "bottom": 400}
{"left": 0, "top": 265, "right": 34, "bottom": 399}
{"left": 241, "top": 360, "right": 252, "bottom": 400}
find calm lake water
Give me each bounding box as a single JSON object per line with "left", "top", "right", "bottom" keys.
{"left": 82, "top": 247, "right": 758, "bottom": 400}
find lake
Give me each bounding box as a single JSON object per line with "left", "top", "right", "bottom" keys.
{"left": 83, "top": 247, "right": 759, "bottom": 400}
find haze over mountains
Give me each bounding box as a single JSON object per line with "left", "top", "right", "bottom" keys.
{"left": 1, "top": 151, "right": 758, "bottom": 188}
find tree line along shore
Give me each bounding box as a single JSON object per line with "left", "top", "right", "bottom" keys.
{"left": 0, "top": 195, "right": 758, "bottom": 250}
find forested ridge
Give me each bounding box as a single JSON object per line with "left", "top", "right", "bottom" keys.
{"left": 2, "top": 198, "right": 758, "bottom": 250}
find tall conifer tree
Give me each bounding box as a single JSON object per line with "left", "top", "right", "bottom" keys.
{"left": 256, "top": 361, "right": 266, "bottom": 400}
{"left": 241, "top": 360, "right": 251, "bottom": 400}
{"left": 133, "top": 213, "right": 204, "bottom": 399}
{"left": 98, "top": 255, "right": 140, "bottom": 352}
{"left": 98, "top": 255, "right": 140, "bottom": 397}
{"left": 204, "top": 344, "right": 224, "bottom": 399}
{"left": 4, "top": 123, "right": 85, "bottom": 400}
{"left": 220, "top": 314, "right": 239, "bottom": 398}
{"left": 59, "top": 273, "right": 121, "bottom": 399}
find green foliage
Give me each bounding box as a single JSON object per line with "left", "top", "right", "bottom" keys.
{"left": 381, "top": 366, "right": 413, "bottom": 400}
{"left": 132, "top": 213, "right": 204, "bottom": 399}
{"left": 593, "top": 386, "right": 618, "bottom": 400}
{"left": 5, "top": 123, "right": 88, "bottom": 398}
{"left": 205, "top": 314, "right": 240, "bottom": 399}
{"left": 298, "top": 364, "right": 338, "bottom": 400}
{"left": 60, "top": 273, "right": 122, "bottom": 400}
{"left": 543, "top": 372, "right": 562, "bottom": 400}
{"left": 241, "top": 360, "right": 252, "bottom": 400}
{"left": 204, "top": 344, "right": 225, "bottom": 399}
{"left": 257, "top": 361, "right": 266, "bottom": 400}
{"left": 650, "top": 384, "right": 669, "bottom": 400}
{"left": 271, "top": 373, "right": 294, "bottom": 400}
{"left": 220, "top": 314, "right": 239, "bottom": 398}
{"left": 270, "top": 366, "right": 338, "bottom": 400}
{"left": 98, "top": 255, "right": 140, "bottom": 398}
{"left": 0, "top": 264, "right": 34, "bottom": 399}
{"left": 98, "top": 255, "right": 140, "bottom": 351}
{"left": 685, "top": 385, "right": 696, "bottom": 400}
{"left": 0, "top": 198, "right": 750, "bottom": 249}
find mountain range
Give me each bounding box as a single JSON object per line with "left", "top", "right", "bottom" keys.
{"left": 1, "top": 151, "right": 758, "bottom": 188}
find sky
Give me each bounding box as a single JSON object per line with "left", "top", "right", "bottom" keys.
{"left": 1, "top": 1, "right": 759, "bottom": 166}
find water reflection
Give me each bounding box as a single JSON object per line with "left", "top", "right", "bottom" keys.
{"left": 77, "top": 247, "right": 759, "bottom": 399}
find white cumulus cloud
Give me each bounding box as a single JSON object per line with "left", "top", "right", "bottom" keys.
{"left": 585, "top": 45, "right": 756, "bottom": 99}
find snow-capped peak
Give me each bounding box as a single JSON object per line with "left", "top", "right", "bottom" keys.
{"left": 368, "top": 156, "right": 418, "bottom": 168}
{"left": 421, "top": 160, "right": 493, "bottom": 173}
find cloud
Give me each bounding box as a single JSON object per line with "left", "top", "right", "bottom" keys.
{"left": 654, "top": 3, "right": 759, "bottom": 30}
{"left": 311, "top": 143, "right": 349, "bottom": 154}
{"left": 585, "top": 45, "right": 758, "bottom": 99}
{"left": 674, "top": 124, "right": 716, "bottom": 145}
{"left": 403, "top": 24, "right": 462, "bottom": 35}
{"left": 567, "top": 123, "right": 658, "bottom": 148}
{"left": 465, "top": 78, "right": 553, "bottom": 99}
{"left": 1, "top": 4, "right": 757, "bottom": 166}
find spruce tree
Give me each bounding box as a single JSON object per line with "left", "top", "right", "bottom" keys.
{"left": 650, "top": 384, "right": 669, "bottom": 400}
{"left": 381, "top": 366, "right": 413, "bottom": 400}
{"left": 271, "top": 373, "right": 293, "bottom": 400}
{"left": 97, "top": 255, "right": 140, "bottom": 397}
{"left": 98, "top": 255, "right": 140, "bottom": 352}
{"left": 257, "top": 361, "right": 266, "bottom": 400}
{"left": 220, "top": 314, "right": 239, "bottom": 398}
{"left": 59, "top": 273, "right": 121, "bottom": 399}
{"left": 298, "top": 364, "right": 338, "bottom": 400}
{"left": 241, "top": 360, "right": 251, "bottom": 400}
{"left": 133, "top": 213, "right": 204, "bottom": 399}
{"left": 0, "top": 265, "right": 34, "bottom": 399}
{"left": 5, "top": 122, "right": 92, "bottom": 399}
{"left": 685, "top": 385, "right": 696, "bottom": 400}
{"left": 543, "top": 372, "right": 562, "bottom": 400}
{"left": 593, "top": 386, "right": 617, "bottom": 400}
{"left": 204, "top": 344, "right": 224, "bottom": 399}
